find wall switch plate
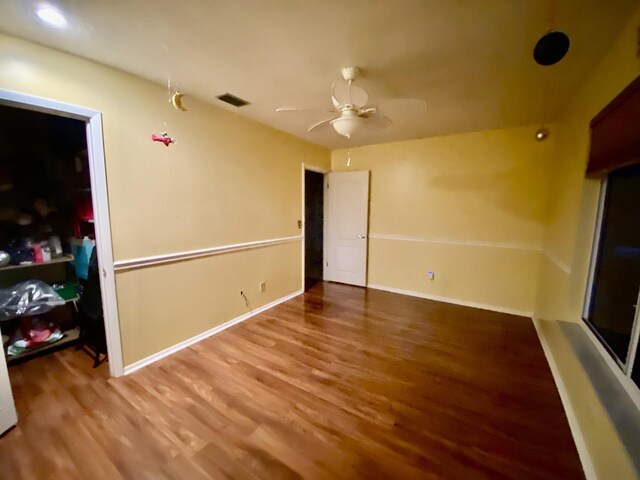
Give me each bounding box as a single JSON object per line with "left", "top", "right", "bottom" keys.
{"left": 259, "top": 281, "right": 266, "bottom": 293}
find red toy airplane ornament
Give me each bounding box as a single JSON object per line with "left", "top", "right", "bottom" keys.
{"left": 151, "top": 132, "right": 175, "bottom": 146}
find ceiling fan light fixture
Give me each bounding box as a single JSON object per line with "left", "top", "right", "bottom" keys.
{"left": 331, "top": 115, "right": 364, "bottom": 138}
{"left": 276, "top": 65, "right": 420, "bottom": 139}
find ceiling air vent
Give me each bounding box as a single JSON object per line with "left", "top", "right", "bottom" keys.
{"left": 216, "top": 93, "right": 250, "bottom": 107}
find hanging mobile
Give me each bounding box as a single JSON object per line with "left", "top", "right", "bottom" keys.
{"left": 152, "top": 121, "right": 175, "bottom": 147}
{"left": 150, "top": 45, "right": 181, "bottom": 146}
{"left": 151, "top": 132, "right": 175, "bottom": 147}
{"left": 168, "top": 79, "right": 186, "bottom": 111}
{"left": 170, "top": 91, "right": 187, "bottom": 111}
{"left": 163, "top": 44, "right": 187, "bottom": 111}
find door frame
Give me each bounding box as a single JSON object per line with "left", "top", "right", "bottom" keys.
{"left": 0, "top": 89, "right": 124, "bottom": 377}
{"left": 301, "top": 164, "right": 328, "bottom": 291}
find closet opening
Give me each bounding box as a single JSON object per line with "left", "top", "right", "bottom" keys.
{"left": 0, "top": 104, "right": 110, "bottom": 370}
{"left": 0, "top": 93, "right": 123, "bottom": 434}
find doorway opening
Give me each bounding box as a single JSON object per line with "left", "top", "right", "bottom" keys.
{"left": 0, "top": 90, "right": 122, "bottom": 436}
{"left": 304, "top": 168, "right": 325, "bottom": 290}
{"left": 0, "top": 105, "right": 109, "bottom": 363}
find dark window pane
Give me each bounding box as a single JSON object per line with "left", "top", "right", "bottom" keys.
{"left": 584, "top": 164, "right": 640, "bottom": 364}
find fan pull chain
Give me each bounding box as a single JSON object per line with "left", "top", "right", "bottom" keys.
{"left": 347, "top": 148, "right": 352, "bottom": 167}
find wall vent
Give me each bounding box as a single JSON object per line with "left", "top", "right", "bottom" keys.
{"left": 216, "top": 93, "right": 250, "bottom": 107}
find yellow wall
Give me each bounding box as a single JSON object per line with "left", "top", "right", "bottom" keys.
{"left": 536, "top": 6, "right": 640, "bottom": 323}
{"left": 0, "top": 33, "right": 330, "bottom": 365}
{"left": 332, "top": 125, "right": 555, "bottom": 314}
{"left": 116, "top": 242, "right": 301, "bottom": 363}
{"left": 534, "top": 6, "right": 640, "bottom": 479}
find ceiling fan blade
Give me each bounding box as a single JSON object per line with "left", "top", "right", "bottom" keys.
{"left": 308, "top": 116, "right": 340, "bottom": 133}
{"left": 331, "top": 83, "right": 341, "bottom": 110}
{"left": 332, "top": 82, "right": 368, "bottom": 108}
{"left": 364, "top": 113, "right": 393, "bottom": 130}
{"left": 276, "top": 107, "right": 336, "bottom": 114}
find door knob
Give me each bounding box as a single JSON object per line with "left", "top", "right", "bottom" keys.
{"left": 358, "top": 234, "right": 366, "bottom": 239}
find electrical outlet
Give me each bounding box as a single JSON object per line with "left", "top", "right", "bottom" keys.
{"left": 259, "top": 281, "right": 266, "bottom": 293}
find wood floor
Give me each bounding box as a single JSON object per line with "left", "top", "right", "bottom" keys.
{"left": 0, "top": 282, "right": 583, "bottom": 479}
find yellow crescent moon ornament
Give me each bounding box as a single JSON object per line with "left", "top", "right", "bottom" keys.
{"left": 170, "top": 91, "right": 187, "bottom": 111}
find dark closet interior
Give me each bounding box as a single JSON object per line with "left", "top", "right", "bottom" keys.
{"left": 0, "top": 105, "right": 106, "bottom": 368}
{"left": 305, "top": 170, "right": 324, "bottom": 290}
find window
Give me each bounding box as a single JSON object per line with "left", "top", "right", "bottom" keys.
{"left": 584, "top": 164, "right": 640, "bottom": 388}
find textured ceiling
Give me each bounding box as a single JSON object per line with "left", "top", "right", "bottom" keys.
{"left": 0, "top": 0, "right": 636, "bottom": 148}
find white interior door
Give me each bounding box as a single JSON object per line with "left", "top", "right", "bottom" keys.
{"left": 0, "top": 329, "right": 17, "bottom": 435}
{"left": 325, "top": 171, "right": 370, "bottom": 286}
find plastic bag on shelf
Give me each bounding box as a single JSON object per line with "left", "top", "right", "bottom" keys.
{"left": 0, "top": 280, "right": 65, "bottom": 321}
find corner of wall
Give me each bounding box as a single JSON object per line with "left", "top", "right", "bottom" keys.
{"left": 532, "top": 8, "right": 640, "bottom": 478}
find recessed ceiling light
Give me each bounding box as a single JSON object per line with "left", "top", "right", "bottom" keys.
{"left": 36, "top": 6, "right": 67, "bottom": 28}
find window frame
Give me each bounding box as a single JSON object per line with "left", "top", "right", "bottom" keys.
{"left": 583, "top": 176, "right": 640, "bottom": 378}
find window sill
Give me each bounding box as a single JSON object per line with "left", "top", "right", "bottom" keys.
{"left": 560, "top": 320, "right": 640, "bottom": 472}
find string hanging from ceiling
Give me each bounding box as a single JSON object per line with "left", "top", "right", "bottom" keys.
{"left": 533, "top": 0, "right": 570, "bottom": 142}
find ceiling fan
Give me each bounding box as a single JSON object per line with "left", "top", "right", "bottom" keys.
{"left": 276, "top": 66, "right": 426, "bottom": 139}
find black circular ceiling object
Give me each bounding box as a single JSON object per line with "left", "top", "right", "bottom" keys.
{"left": 533, "top": 30, "right": 570, "bottom": 66}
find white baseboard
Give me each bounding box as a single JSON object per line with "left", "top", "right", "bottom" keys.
{"left": 367, "top": 284, "right": 533, "bottom": 317}
{"left": 123, "top": 288, "right": 304, "bottom": 375}
{"left": 532, "top": 318, "right": 596, "bottom": 480}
